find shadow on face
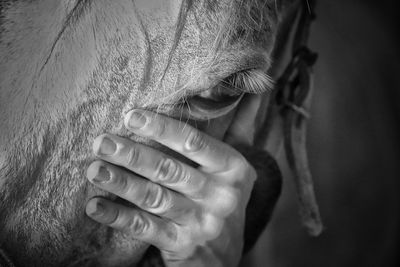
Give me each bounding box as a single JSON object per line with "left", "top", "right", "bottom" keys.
{"left": 0, "top": 0, "right": 290, "bottom": 266}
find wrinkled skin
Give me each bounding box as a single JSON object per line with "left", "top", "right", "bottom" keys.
{"left": 0, "top": 0, "right": 289, "bottom": 266}
{"left": 83, "top": 105, "right": 257, "bottom": 266}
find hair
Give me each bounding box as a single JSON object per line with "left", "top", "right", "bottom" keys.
{"left": 174, "top": 1, "right": 277, "bottom": 48}
{"left": 160, "top": 0, "right": 279, "bottom": 80}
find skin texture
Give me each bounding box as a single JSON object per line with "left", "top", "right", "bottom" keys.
{"left": 84, "top": 108, "right": 257, "bottom": 266}
{"left": 0, "top": 0, "right": 293, "bottom": 266}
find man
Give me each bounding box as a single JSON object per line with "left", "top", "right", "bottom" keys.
{"left": 0, "top": 1, "right": 285, "bottom": 266}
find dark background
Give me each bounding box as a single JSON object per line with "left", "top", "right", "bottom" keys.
{"left": 245, "top": 1, "right": 400, "bottom": 266}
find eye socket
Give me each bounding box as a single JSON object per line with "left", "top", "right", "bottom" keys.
{"left": 183, "top": 79, "right": 244, "bottom": 120}
{"left": 179, "top": 69, "right": 272, "bottom": 120}
{"left": 197, "top": 76, "right": 244, "bottom": 102}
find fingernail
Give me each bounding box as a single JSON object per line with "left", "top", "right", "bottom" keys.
{"left": 87, "top": 201, "right": 105, "bottom": 217}
{"left": 99, "top": 137, "right": 116, "bottom": 155}
{"left": 127, "top": 110, "right": 147, "bottom": 129}
{"left": 92, "top": 166, "right": 111, "bottom": 183}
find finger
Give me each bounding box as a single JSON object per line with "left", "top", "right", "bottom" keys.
{"left": 86, "top": 197, "right": 177, "bottom": 250}
{"left": 124, "top": 110, "right": 243, "bottom": 173}
{"left": 86, "top": 160, "right": 200, "bottom": 222}
{"left": 224, "top": 94, "right": 262, "bottom": 146}
{"left": 92, "top": 134, "right": 208, "bottom": 198}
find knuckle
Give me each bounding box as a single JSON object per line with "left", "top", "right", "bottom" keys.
{"left": 155, "top": 158, "right": 189, "bottom": 185}
{"left": 113, "top": 173, "right": 130, "bottom": 195}
{"left": 230, "top": 152, "right": 248, "bottom": 170}
{"left": 225, "top": 189, "right": 240, "bottom": 210}
{"left": 126, "top": 146, "right": 139, "bottom": 167}
{"left": 236, "top": 157, "right": 257, "bottom": 185}
{"left": 202, "top": 215, "right": 223, "bottom": 240}
{"left": 107, "top": 208, "right": 123, "bottom": 227}
{"left": 155, "top": 158, "right": 175, "bottom": 182}
{"left": 129, "top": 213, "right": 148, "bottom": 236}
{"left": 185, "top": 129, "right": 207, "bottom": 152}
{"left": 142, "top": 183, "right": 169, "bottom": 212}
{"left": 230, "top": 153, "right": 254, "bottom": 179}
{"left": 216, "top": 187, "right": 240, "bottom": 216}
{"left": 227, "top": 190, "right": 240, "bottom": 213}
{"left": 176, "top": 228, "right": 198, "bottom": 250}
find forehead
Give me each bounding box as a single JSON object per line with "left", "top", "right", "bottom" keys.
{"left": 0, "top": 0, "right": 280, "bottom": 111}
{"left": 0, "top": 0, "right": 279, "bottom": 58}
{"left": 0, "top": 0, "right": 278, "bottom": 42}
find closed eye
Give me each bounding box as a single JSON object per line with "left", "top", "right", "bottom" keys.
{"left": 180, "top": 69, "right": 273, "bottom": 120}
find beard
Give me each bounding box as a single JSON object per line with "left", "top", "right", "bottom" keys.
{"left": 0, "top": 90, "right": 282, "bottom": 267}
{"left": 0, "top": 80, "right": 234, "bottom": 267}
{"left": 0, "top": 87, "right": 159, "bottom": 267}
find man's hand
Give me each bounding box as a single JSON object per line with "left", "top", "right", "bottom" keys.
{"left": 85, "top": 109, "right": 257, "bottom": 266}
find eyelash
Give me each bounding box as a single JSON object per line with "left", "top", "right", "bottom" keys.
{"left": 221, "top": 69, "right": 274, "bottom": 95}
{"left": 171, "top": 68, "right": 273, "bottom": 111}
{"left": 165, "top": 69, "right": 273, "bottom": 120}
